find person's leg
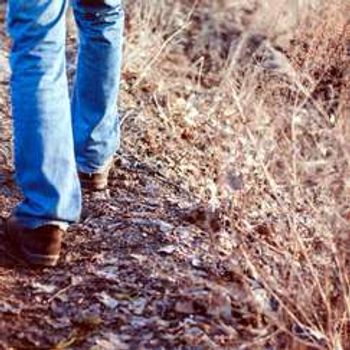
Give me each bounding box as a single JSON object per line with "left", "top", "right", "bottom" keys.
{"left": 71, "top": 0, "right": 124, "bottom": 179}
{"left": 7, "top": 0, "right": 81, "bottom": 229}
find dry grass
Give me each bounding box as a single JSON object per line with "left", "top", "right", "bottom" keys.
{"left": 120, "top": 0, "right": 350, "bottom": 348}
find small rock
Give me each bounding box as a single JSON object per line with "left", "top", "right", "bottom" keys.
{"left": 132, "top": 298, "right": 147, "bottom": 315}
{"left": 0, "top": 301, "right": 20, "bottom": 315}
{"left": 158, "top": 245, "right": 177, "bottom": 255}
{"left": 157, "top": 220, "right": 174, "bottom": 234}
{"left": 71, "top": 275, "right": 84, "bottom": 286}
{"left": 93, "top": 267, "right": 119, "bottom": 282}
{"left": 31, "top": 282, "right": 57, "bottom": 294}
{"left": 175, "top": 300, "right": 195, "bottom": 315}
{"left": 177, "top": 226, "right": 191, "bottom": 240}
{"left": 91, "top": 333, "right": 129, "bottom": 350}
{"left": 252, "top": 287, "right": 274, "bottom": 314}
{"left": 96, "top": 292, "right": 119, "bottom": 310}
{"left": 191, "top": 257, "right": 202, "bottom": 268}
{"left": 130, "top": 316, "right": 149, "bottom": 328}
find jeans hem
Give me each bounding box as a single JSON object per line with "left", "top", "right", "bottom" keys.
{"left": 13, "top": 216, "right": 69, "bottom": 231}
{"left": 77, "top": 155, "right": 114, "bottom": 174}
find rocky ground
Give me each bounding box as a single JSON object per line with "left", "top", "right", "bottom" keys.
{"left": 0, "top": 154, "right": 246, "bottom": 349}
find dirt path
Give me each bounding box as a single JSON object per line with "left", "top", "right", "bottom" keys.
{"left": 0, "top": 38, "right": 248, "bottom": 347}
{"left": 1, "top": 154, "right": 244, "bottom": 349}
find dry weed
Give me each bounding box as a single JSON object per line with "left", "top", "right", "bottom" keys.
{"left": 121, "top": 0, "right": 350, "bottom": 348}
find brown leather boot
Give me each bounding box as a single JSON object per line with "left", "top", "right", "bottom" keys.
{"left": 78, "top": 171, "right": 110, "bottom": 191}
{"left": 4, "top": 217, "right": 64, "bottom": 267}
{"left": 78, "top": 158, "right": 113, "bottom": 191}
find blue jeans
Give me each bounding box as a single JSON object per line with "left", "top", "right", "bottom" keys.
{"left": 7, "top": 0, "right": 124, "bottom": 229}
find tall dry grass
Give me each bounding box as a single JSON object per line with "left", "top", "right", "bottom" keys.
{"left": 121, "top": 0, "right": 350, "bottom": 348}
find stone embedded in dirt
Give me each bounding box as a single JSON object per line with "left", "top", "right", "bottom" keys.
{"left": 216, "top": 230, "right": 237, "bottom": 255}
{"left": 31, "top": 282, "right": 57, "bottom": 294}
{"left": 191, "top": 256, "right": 202, "bottom": 268}
{"left": 132, "top": 297, "right": 147, "bottom": 315}
{"left": 130, "top": 316, "right": 150, "bottom": 328}
{"left": 175, "top": 300, "right": 195, "bottom": 315}
{"left": 96, "top": 291, "right": 119, "bottom": 310}
{"left": 91, "top": 333, "right": 129, "bottom": 350}
{"left": 130, "top": 253, "right": 148, "bottom": 263}
{"left": 158, "top": 245, "right": 177, "bottom": 255}
{"left": 176, "top": 226, "right": 192, "bottom": 240}
{"left": 156, "top": 220, "right": 174, "bottom": 233}
{"left": 130, "top": 218, "right": 174, "bottom": 234}
{"left": 251, "top": 287, "right": 276, "bottom": 315}
{"left": 92, "top": 266, "right": 119, "bottom": 282}
{"left": 0, "top": 301, "right": 20, "bottom": 315}
{"left": 70, "top": 275, "right": 84, "bottom": 286}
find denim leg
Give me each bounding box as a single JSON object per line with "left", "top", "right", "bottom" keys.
{"left": 71, "top": 0, "right": 124, "bottom": 174}
{"left": 7, "top": 0, "right": 81, "bottom": 229}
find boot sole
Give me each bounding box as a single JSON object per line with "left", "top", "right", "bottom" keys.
{"left": 21, "top": 246, "right": 59, "bottom": 267}
{"left": 4, "top": 223, "right": 60, "bottom": 267}
{"left": 80, "top": 178, "right": 108, "bottom": 191}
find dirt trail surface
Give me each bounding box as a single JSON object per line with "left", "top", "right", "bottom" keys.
{"left": 0, "top": 157, "right": 237, "bottom": 349}
{"left": 0, "top": 7, "right": 250, "bottom": 350}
